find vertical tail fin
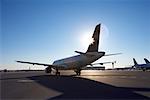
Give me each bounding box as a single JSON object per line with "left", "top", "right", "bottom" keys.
{"left": 86, "top": 24, "right": 101, "bottom": 52}
{"left": 133, "top": 58, "right": 138, "bottom": 65}
{"left": 144, "top": 58, "right": 150, "bottom": 64}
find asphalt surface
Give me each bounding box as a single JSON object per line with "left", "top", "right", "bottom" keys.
{"left": 1, "top": 70, "right": 150, "bottom": 99}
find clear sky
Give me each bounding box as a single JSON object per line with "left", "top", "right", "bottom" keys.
{"left": 1, "top": 0, "right": 150, "bottom": 70}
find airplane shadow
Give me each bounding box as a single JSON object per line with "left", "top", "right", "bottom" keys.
{"left": 27, "top": 75, "right": 150, "bottom": 99}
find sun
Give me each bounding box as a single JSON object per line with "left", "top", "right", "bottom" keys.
{"left": 80, "top": 32, "right": 94, "bottom": 47}
{"left": 78, "top": 24, "right": 109, "bottom": 49}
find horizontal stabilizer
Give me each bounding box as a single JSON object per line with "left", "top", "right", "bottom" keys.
{"left": 75, "top": 51, "right": 85, "bottom": 55}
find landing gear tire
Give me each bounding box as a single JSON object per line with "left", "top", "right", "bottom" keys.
{"left": 77, "top": 71, "right": 81, "bottom": 76}
{"left": 56, "top": 69, "right": 60, "bottom": 76}
{"left": 74, "top": 69, "right": 81, "bottom": 76}
{"left": 56, "top": 72, "right": 60, "bottom": 75}
{"left": 142, "top": 68, "right": 146, "bottom": 71}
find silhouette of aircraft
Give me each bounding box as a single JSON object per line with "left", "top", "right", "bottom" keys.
{"left": 17, "top": 24, "right": 120, "bottom": 75}
{"left": 133, "top": 58, "right": 150, "bottom": 71}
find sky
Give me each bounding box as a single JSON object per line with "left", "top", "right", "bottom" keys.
{"left": 1, "top": 0, "right": 150, "bottom": 70}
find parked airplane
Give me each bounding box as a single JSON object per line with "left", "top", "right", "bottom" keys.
{"left": 144, "top": 58, "right": 150, "bottom": 64}
{"left": 16, "top": 24, "right": 120, "bottom": 75}
{"left": 133, "top": 58, "right": 150, "bottom": 71}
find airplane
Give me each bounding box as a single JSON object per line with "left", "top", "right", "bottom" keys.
{"left": 144, "top": 58, "right": 150, "bottom": 64}
{"left": 16, "top": 24, "right": 120, "bottom": 75}
{"left": 133, "top": 58, "right": 150, "bottom": 71}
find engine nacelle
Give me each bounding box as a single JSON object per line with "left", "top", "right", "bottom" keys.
{"left": 45, "top": 67, "right": 52, "bottom": 73}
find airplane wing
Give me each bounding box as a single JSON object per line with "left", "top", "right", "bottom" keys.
{"left": 16, "top": 60, "right": 67, "bottom": 69}
{"left": 92, "top": 61, "right": 116, "bottom": 65}
{"left": 16, "top": 61, "right": 52, "bottom": 66}
{"left": 104, "top": 53, "right": 122, "bottom": 56}
{"left": 16, "top": 60, "right": 69, "bottom": 74}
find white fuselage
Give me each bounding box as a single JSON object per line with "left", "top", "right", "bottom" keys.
{"left": 52, "top": 52, "right": 105, "bottom": 70}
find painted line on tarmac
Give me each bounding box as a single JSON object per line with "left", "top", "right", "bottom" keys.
{"left": 17, "top": 79, "right": 37, "bottom": 83}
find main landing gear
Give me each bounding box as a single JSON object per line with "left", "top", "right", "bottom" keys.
{"left": 74, "top": 69, "right": 81, "bottom": 76}
{"left": 55, "top": 69, "right": 60, "bottom": 75}
{"left": 45, "top": 67, "right": 60, "bottom": 75}
{"left": 142, "top": 68, "right": 146, "bottom": 71}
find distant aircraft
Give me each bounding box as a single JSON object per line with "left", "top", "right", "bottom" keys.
{"left": 16, "top": 24, "right": 120, "bottom": 75}
{"left": 133, "top": 58, "right": 150, "bottom": 71}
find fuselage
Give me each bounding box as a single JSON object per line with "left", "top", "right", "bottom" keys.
{"left": 52, "top": 52, "right": 105, "bottom": 70}
{"left": 135, "top": 63, "right": 150, "bottom": 69}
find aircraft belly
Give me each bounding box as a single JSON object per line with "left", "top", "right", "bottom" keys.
{"left": 67, "top": 55, "right": 103, "bottom": 69}
{"left": 54, "top": 54, "right": 103, "bottom": 70}
{"left": 65, "top": 60, "right": 87, "bottom": 69}
{"left": 54, "top": 55, "right": 86, "bottom": 69}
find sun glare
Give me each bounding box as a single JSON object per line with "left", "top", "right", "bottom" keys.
{"left": 78, "top": 24, "right": 109, "bottom": 49}
{"left": 99, "top": 24, "right": 110, "bottom": 48}
{"left": 80, "top": 32, "right": 94, "bottom": 47}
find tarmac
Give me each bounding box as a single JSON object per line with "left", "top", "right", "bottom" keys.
{"left": 1, "top": 70, "right": 150, "bottom": 99}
